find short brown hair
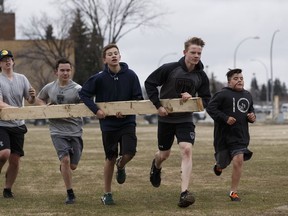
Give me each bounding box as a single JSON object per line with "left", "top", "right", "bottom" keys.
{"left": 55, "top": 58, "right": 72, "bottom": 70}
{"left": 184, "top": 37, "right": 205, "bottom": 50}
{"left": 102, "top": 44, "right": 119, "bottom": 58}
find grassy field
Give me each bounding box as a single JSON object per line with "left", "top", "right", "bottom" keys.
{"left": 0, "top": 122, "right": 288, "bottom": 216}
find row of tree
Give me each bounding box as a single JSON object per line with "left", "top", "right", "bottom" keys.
{"left": 15, "top": 0, "right": 163, "bottom": 89}
{"left": 250, "top": 77, "right": 288, "bottom": 103}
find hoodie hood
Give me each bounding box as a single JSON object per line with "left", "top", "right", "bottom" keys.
{"left": 178, "top": 56, "right": 204, "bottom": 72}
{"left": 103, "top": 62, "right": 129, "bottom": 75}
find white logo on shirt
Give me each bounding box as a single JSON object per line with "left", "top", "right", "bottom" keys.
{"left": 237, "top": 98, "right": 250, "bottom": 113}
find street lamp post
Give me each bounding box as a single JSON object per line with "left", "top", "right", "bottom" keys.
{"left": 157, "top": 52, "right": 177, "bottom": 67}
{"left": 233, "top": 36, "right": 260, "bottom": 68}
{"left": 270, "top": 29, "right": 280, "bottom": 119}
{"left": 250, "top": 59, "right": 269, "bottom": 106}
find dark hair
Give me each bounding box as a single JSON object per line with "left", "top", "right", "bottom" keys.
{"left": 55, "top": 58, "right": 72, "bottom": 70}
{"left": 184, "top": 37, "right": 205, "bottom": 50}
{"left": 226, "top": 68, "right": 242, "bottom": 81}
{"left": 102, "top": 44, "right": 119, "bottom": 58}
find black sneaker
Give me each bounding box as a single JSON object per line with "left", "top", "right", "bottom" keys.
{"left": 213, "top": 164, "right": 222, "bottom": 176}
{"left": 116, "top": 156, "right": 126, "bottom": 184}
{"left": 3, "top": 188, "right": 14, "bottom": 198}
{"left": 178, "top": 190, "right": 195, "bottom": 208}
{"left": 150, "top": 159, "right": 161, "bottom": 187}
{"left": 65, "top": 194, "right": 76, "bottom": 204}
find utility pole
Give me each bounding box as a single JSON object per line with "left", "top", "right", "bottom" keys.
{"left": 270, "top": 29, "right": 280, "bottom": 120}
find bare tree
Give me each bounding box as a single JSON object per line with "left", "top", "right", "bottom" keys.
{"left": 62, "top": 0, "right": 164, "bottom": 44}
{"left": 17, "top": 14, "right": 75, "bottom": 91}
{"left": 20, "top": 14, "right": 74, "bottom": 67}
{"left": 17, "top": 0, "right": 164, "bottom": 88}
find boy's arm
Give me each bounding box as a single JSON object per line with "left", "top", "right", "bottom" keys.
{"left": 206, "top": 93, "right": 229, "bottom": 123}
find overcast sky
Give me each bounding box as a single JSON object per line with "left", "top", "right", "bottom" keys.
{"left": 8, "top": 0, "right": 288, "bottom": 88}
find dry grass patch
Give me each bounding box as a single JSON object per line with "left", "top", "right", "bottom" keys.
{"left": 0, "top": 123, "right": 287, "bottom": 215}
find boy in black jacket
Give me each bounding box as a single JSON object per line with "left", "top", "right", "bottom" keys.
{"left": 145, "top": 37, "right": 211, "bottom": 208}
{"left": 206, "top": 68, "right": 256, "bottom": 201}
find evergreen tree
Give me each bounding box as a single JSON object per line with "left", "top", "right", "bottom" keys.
{"left": 45, "top": 24, "right": 54, "bottom": 40}
{"left": 260, "top": 84, "right": 268, "bottom": 102}
{"left": 282, "top": 83, "right": 287, "bottom": 95}
{"left": 274, "top": 78, "right": 283, "bottom": 96}
{"left": 210, "top": 72, "right": 217, "bottom": 96}
{"left": 69, "top": 9, "right": 90, "bottom": 85}
{"left": 268, "top": 79, "right": 272, "bottom": 101}
{"left": 281, "top": 82, "right": 288, "bottom": 101}
{"left": 250, "top": 76, "right": 260, "bottom": 101}
{"left": 251, "top": 76, "right": 259, "bottom": 90}
{"left": 86, "top": 27, "right": 104, "bottom": 77}
{"left": 69, "top": 10, "right": 104, "bottom": 85}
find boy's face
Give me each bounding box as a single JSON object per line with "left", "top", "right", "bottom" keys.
{"left": 228, "top": 73, "right": 244, "bottom": 91}
{"left": 183, "top": 44, "right": 202, "bottom": 65}
{"left": 103, "top": 47, "right": 121, "bottom": 66}
{"left": 56, "top": 63, "right": 72, "bottom": 82}
{"left": 0, "top": 57, "right": 14, "bottom": 71}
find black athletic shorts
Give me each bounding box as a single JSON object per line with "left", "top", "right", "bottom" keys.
{"left": 157, "top": 121, "right": 195, "bottom": 151}
{"left": 102, "top": 126, "right": 137, "bottom": 160}
{"left": 0, "top": 125, "right": 28, "bottom": 156}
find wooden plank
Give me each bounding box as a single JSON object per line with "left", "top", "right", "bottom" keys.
{"left": 0, "top": 97, "right": 204, "bottom": 120}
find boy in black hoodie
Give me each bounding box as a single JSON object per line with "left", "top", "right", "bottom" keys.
{"left": 145, "top": 37, "right": 211, "bottom": 208}
{"left": 206, "top": 68, "right": 256, "bottom": 202}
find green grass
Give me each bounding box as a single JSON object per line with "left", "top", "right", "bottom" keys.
{"left": 0, "top": 123, "right": 288, "bottom": 216}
